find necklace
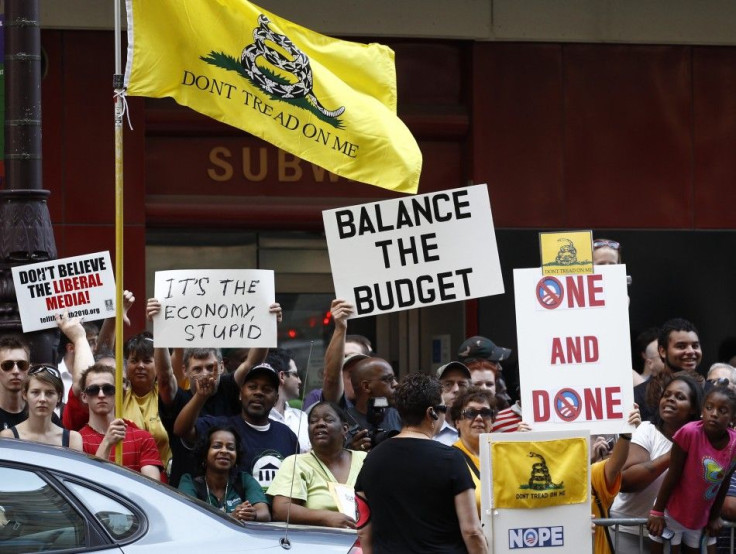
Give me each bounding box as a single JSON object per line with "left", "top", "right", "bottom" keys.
{"left": 205, "top": 478, "right": 228, "bottom": 511}
{"left": 401, "top": 427, "right": 432, "bottom": 439}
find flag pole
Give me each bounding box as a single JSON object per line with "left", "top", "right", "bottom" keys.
{"left": 113, "top": 0, "right": 125, "bottom": 466}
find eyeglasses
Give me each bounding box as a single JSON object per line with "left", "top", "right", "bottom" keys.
{"left": 709, "top": 377, "right": 730, "bottom": 387}
{"left": 593, "top": 239, "right": 620, "bottom": 250}
{"left": 0, "top": 360, "right": 30, "bottom": 372}
{"left": 461, "top": 408, "right": 495, "bottom": 420}
{"left": 441, "top": 380, "right": 469, "bottom": 391}
{"left": 29, "top": 365, "right": 61, "bottom": 380}
{"left": 433, "top": 405, "right": 448, "bottom": 414}
{"left": 283, "top": 371, "right": 299, "bottom": 378}
{"left": 84, "top": 384, "right": 116, "bottom": 396}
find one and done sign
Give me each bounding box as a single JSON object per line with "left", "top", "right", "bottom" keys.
{"left": 152, "top": 269, "right": 277, "bottom": 348}
{"left": 514, "top": 265, "right": 635, "bottom": 434}
{"left": 12, "top": 251, "right": 116, "bottom": 332}
{"left": 322, "top": 184, "right": 504, "bottom": 318}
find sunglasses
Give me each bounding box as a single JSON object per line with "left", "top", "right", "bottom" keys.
{"left": 709, "top": 377, "right": 730, "bottom": 387}
{"left": 84, "top": 384, "right": 116, "bottom": 396}
{"left": 461, "top": 408, "right": 495, "bottom": 420}
{"left": 593, "top": 239, "right": 621, "bottom": 250}
{"left": 29, "top": 365, "right": 62, "bottom": 380}
{"left": 433, "top": 405, "right": 448, "bottom": 414}
{"left": 0, "top": 360, "right": 30, "bottom": 372}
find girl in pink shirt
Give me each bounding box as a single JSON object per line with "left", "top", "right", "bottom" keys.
{"left": 647, "top": 385, "right": 736, "bottom": 553}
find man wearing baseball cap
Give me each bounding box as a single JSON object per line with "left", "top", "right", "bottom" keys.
{"left": 433, "top": 361, "right": 472, "bottom": 446}
{"left": 458, "top": 336, "right": 513, "bottom": 407}
{"left": 174, "top": 362, "right": 298, "bottom": 491}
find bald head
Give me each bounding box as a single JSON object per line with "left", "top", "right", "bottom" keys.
{"left": 351, "top": 357, "right": 397, "bottom": 402}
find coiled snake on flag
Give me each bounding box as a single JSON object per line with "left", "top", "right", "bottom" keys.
{"left": 241, "top": 15, "right": 345, "bottom": 118}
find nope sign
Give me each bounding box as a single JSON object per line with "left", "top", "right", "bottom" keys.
{"left": 514, "top": 266, "right": 635, "bottom": 434}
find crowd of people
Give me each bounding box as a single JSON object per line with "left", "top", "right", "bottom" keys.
{"left": 2, "top": 272, "right": 736, "bottom": 553}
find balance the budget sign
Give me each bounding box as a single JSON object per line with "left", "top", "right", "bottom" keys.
{"left": 11, "top": 252, "right": 116, "bottom": 332}
{"left": 514, "top": 265, "right": 635, "bottom": 434}
{"left": 322, "top": 184, "right": 504, "bottom": 318}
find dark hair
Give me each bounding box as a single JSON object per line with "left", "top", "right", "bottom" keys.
{"left": 265, "top": 348, "right": 292, "bottom": 373}
{"left": 308, "top": 401, "right": 348, "bottom": 425}
{"left": 0, "top": 334, "right": 30, "bottom": 359}
{"left": 658, "top": 318, "right": 699, "bottom": 353}
{"left": 704, "top": 386, "right": 736, "bottom": 417}
{"left": 80, "top": 363, "right": 115, "bottom": 390}
{"left": 183, "top": 348, "right": 222, "bottom": 368}
{"left": 124, "top": 331, "right": 154, "bottom": 360}
{"left": 193, "top": 425, "right": 242, "bottom": 476}
{"left": 632, "top": 327, "right": 660, "bottom": 372}
{"left": 394, "top": 373, "right": 442, "bottom": 426}
{"left": 450, "top": 386, "right": 496, "bottom": 424}
{"left": 346, "top": 335, "right": 372, "bottom": 355}
{"left": 653, "top": 374, "right": 702, "bottom": 432}
{"left": 718, "top": 337, "right": 736, "bottom": 364}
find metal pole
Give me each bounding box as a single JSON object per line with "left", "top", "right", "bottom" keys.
{"left": 113, "top": 0, "right": 124, "bottom": 465}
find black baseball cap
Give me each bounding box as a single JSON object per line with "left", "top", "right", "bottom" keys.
{"left": 458, "top": 336, "right": 512, "bottom": 363}
{"left": 243, "top": 362, "right": 280, "bottom": 387}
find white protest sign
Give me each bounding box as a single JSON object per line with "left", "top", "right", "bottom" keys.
{"left": 152, "top": 269, "right": 276, "bottom": 348}
{"left": 480, "top": 430, "right": 592, "bottom": 553}
{"left": 12, "top": 251, "right": 116, "bottom": 332}
{"left": 514, "top": 265, "right": 635, "bottom": 434}
{"left": 322, "top": 184, "right": 504, "bottom": 318}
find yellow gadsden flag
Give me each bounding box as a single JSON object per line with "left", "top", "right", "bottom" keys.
{"left": 124, "top": 0, "right": 421, "bottom": 194}
{"left": 491, "top": 438, "right": 588, "bottom": 509}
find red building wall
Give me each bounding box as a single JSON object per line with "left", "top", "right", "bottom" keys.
{"left": 37, "top": 31, "right": 736, "bottom": 330}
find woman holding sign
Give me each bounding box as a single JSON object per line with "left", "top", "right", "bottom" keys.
{"left": 1, "top": 365, "right": 83, "bottom": 451}
{"left": 268, "top": 401, "right": 365, "bottom": 528}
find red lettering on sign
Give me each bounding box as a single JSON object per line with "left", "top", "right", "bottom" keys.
{"left": 550, "top": 336, "right": 599, "bottom": 364}
{"left": 605, "top": 386, "right": 623, "bottom": 418}
{"left": 564, "top": 274, "right": 606, "bottom": 308}
{"left": 532, "top": 390, "right": 550, "bottom": 422}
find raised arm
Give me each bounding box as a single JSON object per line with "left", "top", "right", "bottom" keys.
{"left": 233, "top": 302, "right": 282, "bottom": 386}
{"left": 173, "top": 375, "right": 216, "bottom": 443}
{"left": 57, "top": 313, "right": 95, "bottom": 397}
{"left": 322, "top": 300, "right": 353, "bottom": 402}
{"left": 604, "top": 404, "right": 640, "bottom": 486}
{"left": 146, "top": 298, "right": 178, "bottom": 405}
{"left": 97, "top": 290, "right": 135, "bottom": 353}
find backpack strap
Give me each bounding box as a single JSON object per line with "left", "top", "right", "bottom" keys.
{"left": 453, "top": 445, "right": 481, "bottom": 480}
{"left": 62, "top": 428, "right": 70, "bottom": 447}
{"left": 10, "top": 427, "right": 19, "bottom": 439}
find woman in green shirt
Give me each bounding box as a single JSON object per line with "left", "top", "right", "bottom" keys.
{"left": 268, "top": 402, "right": 366, "bottom": 528}
{"left": 178, "top": 425, "right": 270, "bottom": 522}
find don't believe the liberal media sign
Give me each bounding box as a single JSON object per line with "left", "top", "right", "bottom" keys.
{"left": 322, "top": 184, "right": 504, "bottom": 318}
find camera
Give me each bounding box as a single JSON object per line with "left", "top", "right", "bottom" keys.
{"left": 366, "top": 397, "right": 399, "bottom": 447}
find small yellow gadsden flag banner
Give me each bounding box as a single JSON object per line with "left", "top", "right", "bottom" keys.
{"left": 539, "top": 231, "right": 593, "bottom": 275}
{"left": 491, "top": 438, "right": 588, "bottom": 509}
{"left": 124, "top": 0, "right": 421, "bottom": 194}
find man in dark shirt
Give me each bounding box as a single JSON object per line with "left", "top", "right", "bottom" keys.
{"left": 174, "top": 363, "right": 298, "bottom": 492}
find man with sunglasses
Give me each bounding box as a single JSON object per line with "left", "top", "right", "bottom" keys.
{"left": 78, "top": 363, "right": 162, "bottom": 480}
{"left": 0, "top": 335, "right": 63, "bottom": 430}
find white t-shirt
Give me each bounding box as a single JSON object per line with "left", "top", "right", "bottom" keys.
{"left": 610, "top": 421, "right": 673, "bottom": 534}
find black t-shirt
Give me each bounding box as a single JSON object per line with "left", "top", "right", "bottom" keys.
{"left": 161, "top": 372, "right": 242, "bottom": 487}
{"left": 355, "top": 437, "right": 474, "bottom": 554}
{"left": 633, "top": 381, "right": 655, "bottom": 422}
{"left": 0, "top": 405, "right": 62, "bottom": 430}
